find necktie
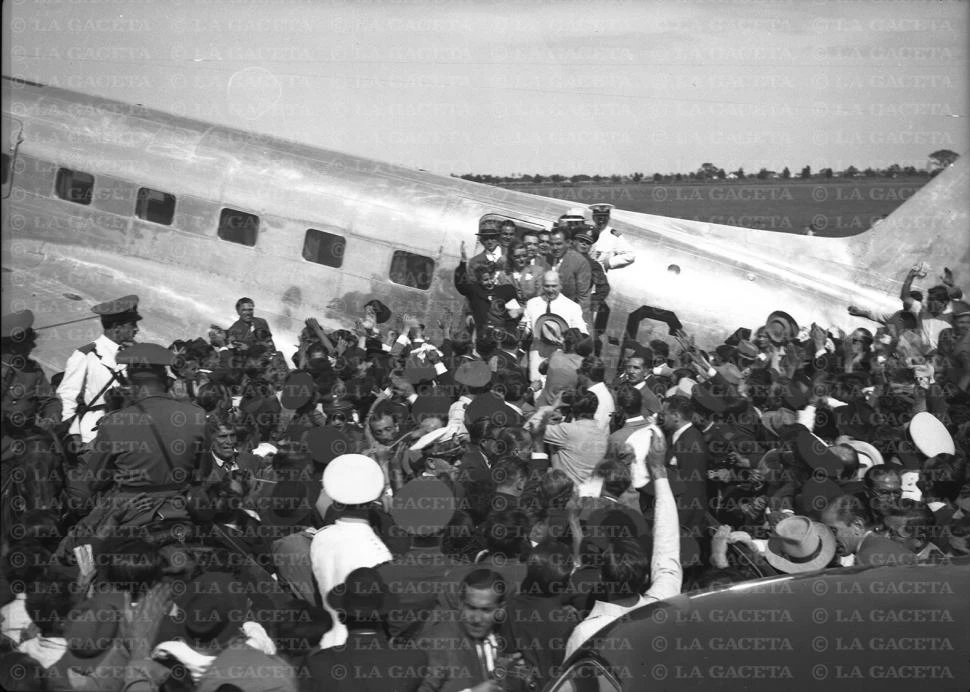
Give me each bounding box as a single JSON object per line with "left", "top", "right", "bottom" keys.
{"left": 546, "top": 300, "right": 552, "bottom": 314}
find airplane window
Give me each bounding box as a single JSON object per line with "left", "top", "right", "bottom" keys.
{"left": 55, "top": 168, "right": 94, "bottom": 206}
{"left": 302, "top": 228, "right": 346, "bottom": 268}
{"left": 1, "top": 153, "right": 9, "bottom": 186}
{"left": 136, "top": 187, "right": 176, "bottom": 226}
{"left": 390, "top": 250, "right": 435, "bottom": 290}
{"left": 547, "top": 660, "right": 622, "bottom": 692}
{"left": 217, "top": 207, "right": 259, "bottom": 247}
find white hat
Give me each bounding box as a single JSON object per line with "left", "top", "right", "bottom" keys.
{"left": 909, "top": 411, "right": 955, "bottom": 458}
{"left": 322, "top": 454, "right": 385, "bottom": 504}
{"left": 562, "top": 207, "right": 587, "bottom": 220}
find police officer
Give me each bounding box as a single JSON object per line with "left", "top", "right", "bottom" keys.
{"left": 57, "top": 295, "right": 141, "bottom": 446}
{"left": 1, "top": 310, "right": 60, "bottom": 459}
{"left": 1, "top": 310, "right": 62, "bottom": 530}
{"left": 66, "top": 343, "right": 206, "bottom": 517}
{"left": 589, "top": 203, "right": 635, "bottom": 271}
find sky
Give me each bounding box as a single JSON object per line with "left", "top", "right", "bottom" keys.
{"left": 3, "top": 0, "right": 967, "bottom": 176}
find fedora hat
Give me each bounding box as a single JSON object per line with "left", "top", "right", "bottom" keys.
{"left": 411, "top": 395, "right": 452, "bottom": 427}
{"left": 306, "top": 426, "right": 352, "bottom": 466}
{"left": 908, "top": 411, "right": 955, "bottom": 458}
{"left": 391, "top": 477, "right": 458, "bottom": 537}
{"left": 465, "top": 392, "right": 518, "bottom": 428}
{"left": 454, "top": 360, "right": 492, "bottom": 388}
{"left": 327, "top": 567, "right": 395, "bottom": 624}
{"left": 837, "top": 436, "right": 884, "bottom": 479}
{"left": 736, "top": 340, "right": 760, "bottom": 360}
{"left": 175, "top": 572, "right": 248, "bottom": 651}
{"left": 280, "top": 371, "right": 316, "bottom": 410}
{"left": 60, "top": 593, "right": 124, "bottom": 665}
{"left": 363, "top": 298, "right": 392, "bottom": 324}
{"left": 764, "top": 310, "right": 799, "bottom": 344}
{"left": 258, "top": 478, "right": 318, "bottom": 529}
{"left": 765, "top": 515, "right": 836, "bottom": 573}
{"left": 0, "top": 309, "right": 34, "bottom": 341}
{"left": 534, "top": 313, "right": 569, "bottom": 346}
{"left": 794, "top": 428, "right": 844, "bottom": 479}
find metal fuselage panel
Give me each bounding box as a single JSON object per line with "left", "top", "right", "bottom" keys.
{"left": 2, "top": 78, "right": 964, "bottom": 374}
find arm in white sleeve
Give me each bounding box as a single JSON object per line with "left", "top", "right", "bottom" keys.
{"left": 606, "top": 235, "right": 635, "bottom": 270}
{"left": 643, "top": 477, "right": 682, "bottom": 602}
{"left": 57, "top": 350, "right": 86, "bottom": 421}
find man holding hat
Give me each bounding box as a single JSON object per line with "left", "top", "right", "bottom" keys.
{"left": 65, "top": 343, "right": 207, "bottom": 518}
{"left": 589, "top": 203, "right": 635, "bottom": 271}
{"left": 57, "top": 295, "right": 142, "bottom": 445}
{"left": 522, "top": 272, "right": 588, "bottom": 384}
{"left": 310, "top": 453, "right": 392, "bottom": 648}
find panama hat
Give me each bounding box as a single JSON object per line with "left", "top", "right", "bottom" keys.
{"left": 765, "top": 515, "right": 836, "bottom": 573}
{"left": 764, "top": 310, "right": 799, "bottom": 344}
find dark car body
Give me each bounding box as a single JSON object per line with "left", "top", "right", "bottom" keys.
{"left": 546, "top": 559, "right": 969, "bottom": 691}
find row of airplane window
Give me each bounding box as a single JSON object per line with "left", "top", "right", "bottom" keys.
{"left": 38, "top": 165, "right": 436, "bottom": 291}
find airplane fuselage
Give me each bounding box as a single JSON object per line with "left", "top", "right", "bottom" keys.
{"left": 3, "top": 77, "right": 964, "bottom": 375}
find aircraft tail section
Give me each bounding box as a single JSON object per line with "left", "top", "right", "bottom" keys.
{"left": 843, "top": 153, "right": 969, "bottom": 296}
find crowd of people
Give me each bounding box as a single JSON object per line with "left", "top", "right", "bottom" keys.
{"left": 0, "top": 202, "right": 968, "bottom": 692}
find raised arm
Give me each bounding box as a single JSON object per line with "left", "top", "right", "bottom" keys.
{"left": 643, "top": 432, "right": 682, "bottom": 601}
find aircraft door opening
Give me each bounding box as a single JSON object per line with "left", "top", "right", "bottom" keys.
{"left": 1, "top": 115, "right": 24, "bottom": 199}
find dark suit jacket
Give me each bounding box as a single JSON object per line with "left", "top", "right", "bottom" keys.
{"left": 227, "top": 316, "right": 272, "bottom": 344}
{"left": 304, "top": 631, "right": 426, "bottom": 692}
{"left": 417, "top": 619, "right": 512, "bottom": 692}
{"left": 668, "top": 425, "right": 712, "bottom": 533}
{"left": 467, "top": 250, "right": 503, "bottom": 283}
{"left": 550, "top": 249, "right": 592, "bottom": 318}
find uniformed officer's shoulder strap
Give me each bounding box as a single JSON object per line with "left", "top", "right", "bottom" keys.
{"left": 77, "top": 342, "right": 99, "bottom": 356}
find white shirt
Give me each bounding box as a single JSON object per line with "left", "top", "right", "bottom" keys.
{"left": 310, "top": 517, "right": 392, "bottom": 648}
{"left": 625, "top": 419, "right": 662, "bottom": 489}
{"left": 564, "top": 476, "right": 681, "bottom": 657}
{"left": 523, "top": 294, "right": 588, "bottom": 335}
{"left": 484, "top": 248, "right": 503, "bottom": 264}
{"left": 588, "top": 381, "right": 615, "bottom": 430}
{"left": 57, "top": 334, "right": 126, "bottom": 442}
{"left": 590, "top": 227, "right": 635, "bottom": 270}
{"left": 668, "top": 422, "right": 693, "bottom": 468}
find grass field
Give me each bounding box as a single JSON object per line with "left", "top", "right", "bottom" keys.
{"left": 504, "top": 177, "right": 930, "bottom": 237}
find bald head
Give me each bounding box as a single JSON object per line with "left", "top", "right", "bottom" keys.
{"left": 542, "top": 271, "right": 561, "bottom": 301}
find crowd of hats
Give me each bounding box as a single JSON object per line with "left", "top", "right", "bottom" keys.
{"left": 1, "top": 245, "right": 968, "bottom": 692}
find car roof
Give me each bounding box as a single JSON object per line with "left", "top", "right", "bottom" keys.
{"left": 564, "top": 559, "right": 970, "bottom": 691}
